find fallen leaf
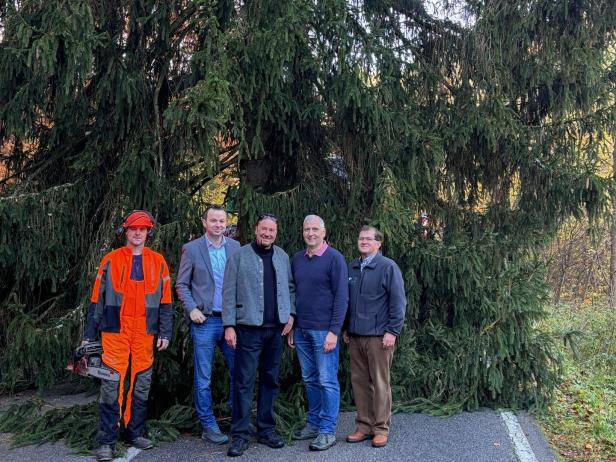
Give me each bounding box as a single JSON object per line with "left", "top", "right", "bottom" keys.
{"left": 584, "top": 443, "right": 593, "bottom": 450}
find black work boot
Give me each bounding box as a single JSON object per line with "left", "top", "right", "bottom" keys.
{"left": 128, "top": 436, "right": 153, "bottom": 450}
{"left": 96, "top": 444, "right": 113, "bottom": 461}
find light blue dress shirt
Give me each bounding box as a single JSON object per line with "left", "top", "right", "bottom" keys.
{"left": 206, "top": 235, "right": 227, "bottom": 312}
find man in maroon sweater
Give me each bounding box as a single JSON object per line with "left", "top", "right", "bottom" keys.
{"left": 288, "top": 215, "right": 348, "bottom": 451}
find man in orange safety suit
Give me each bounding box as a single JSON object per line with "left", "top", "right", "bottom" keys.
{"left": 82, "top": 210, "right": 173, "bottom": 461}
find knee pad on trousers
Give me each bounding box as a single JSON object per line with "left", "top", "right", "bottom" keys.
{"left": 100, "top": 375, "right": 120, "bottom": 405}
{"left": 133, "top": 367, "right": 152, "bottom": 401}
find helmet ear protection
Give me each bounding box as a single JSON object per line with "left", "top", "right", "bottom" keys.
{"left": 115, "top": 210, "right": 157, "bottom": 238}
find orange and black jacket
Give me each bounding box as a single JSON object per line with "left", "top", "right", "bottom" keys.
{"left": 84, "top": 247, "right": 173, "bottom": 341}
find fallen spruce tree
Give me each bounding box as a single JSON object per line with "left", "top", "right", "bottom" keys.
{"left": 1, "top": 0, "right": 615, "bottom": 452}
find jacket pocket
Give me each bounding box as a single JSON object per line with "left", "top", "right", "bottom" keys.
{"left": 146, "top": 307, "right": 159, "bottom": 334}
{"left": 102, "top": 305, "right": 121, "bottom": 332}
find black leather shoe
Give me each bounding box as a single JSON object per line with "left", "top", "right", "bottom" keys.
{"left": 257, "top": 431, "right": 285, "bottom": 449}
{"left": 227, "top": 437, "right": 250, "bottom": 457}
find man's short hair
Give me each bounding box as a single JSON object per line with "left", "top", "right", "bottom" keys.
{"left": 256, "top": 213, "right": 278, "bottom": 226}
{"left": 202, "top": 204, "right": 226, "bottom": 219}
{"left": 303, "top": 214, "right": 325, "bottom": 228}
{"left": 359, "top": 225, "right": 383, "bottom": 242}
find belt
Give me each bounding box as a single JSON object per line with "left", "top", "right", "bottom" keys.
{"left": 210, "top": 311, "right": 222, "bottom": 317}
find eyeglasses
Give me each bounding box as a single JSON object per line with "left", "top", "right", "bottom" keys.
{"left": 358, "top": 237, "right": 378, "bottom": 241}
{"left": 258, "top": 213, "right": 278, "bottom": 222}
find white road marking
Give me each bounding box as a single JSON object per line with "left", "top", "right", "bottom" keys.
{"left": 113, "top": 446, "right": 141, "bottom": 462}
{"left": 499, "top": 410, "right": 539, "bottom": 462}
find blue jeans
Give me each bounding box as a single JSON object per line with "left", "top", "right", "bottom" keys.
{"left": 232, "top": 326, "right": 283, "bottom": 439}
{"left": 294, "top": 328, "right": 340, "bottom": 435}
{"left": 191, "top": 316, "right": 235, "bottom": 430}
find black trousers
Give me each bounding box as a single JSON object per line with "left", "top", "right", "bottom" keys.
{"left": 231, "top": 326, "right": 283, "bottom": 439}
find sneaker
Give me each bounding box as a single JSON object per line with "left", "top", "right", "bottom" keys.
{"left": 95, "top": 444, "right": 113, "bottom": 461}
{"left": 202, "top": 426, "right": 229, "bottom": 445}
{"left": 309, "top": 433, "right": 336, "bottom": 451}
{"left": 227, "top": 437, "right": 250, "bottom": 457}
{"left": 293, "top": 424, "right": 319, "bottom": 441}
{"left": 257, "top": 431, "right": 285, "bottom": 448}
{"left": 128, "top": 436, "right": 153, "bottom": 450}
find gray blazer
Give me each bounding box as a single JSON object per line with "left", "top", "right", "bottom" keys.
{"left": 222, "top": 244, "right": 295, "bottom": 327}
{"left": 176, "top": 235, "right": 241, "bottom": 325}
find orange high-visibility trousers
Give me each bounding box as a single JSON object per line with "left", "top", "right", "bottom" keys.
{"left": 99, "top": 277, "right": 154, "bottom": 444}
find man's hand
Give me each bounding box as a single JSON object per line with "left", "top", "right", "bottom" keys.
{"left": 157, "top": 338, "right": 170, "bottom": 351}
{"left": 282, "top": 316, "right": 294, "bottom": 336}
{"left": 342, "top": 330, "right": 350, "bottom": 344}
{"left": 383, "top": 332, "right": 396, "bottom": 349}
{"left": 189, "top": 308, "right": 206, "bottom": 324}
{"left": 225, "top": 327, "right": 237, "bottom": 349}
{"left": 323, "top": 331, "right": 338, "bottom": 352}
{"left": 287, "top": 329, "right": 295, "bottom": 348}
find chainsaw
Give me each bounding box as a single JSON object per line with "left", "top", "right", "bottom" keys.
{"left": 66, "top": 341, "right": 120, "bottom": 382}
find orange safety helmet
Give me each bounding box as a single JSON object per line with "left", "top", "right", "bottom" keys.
{"left": 116, "top": 210, "right": 156, "bottom": 237}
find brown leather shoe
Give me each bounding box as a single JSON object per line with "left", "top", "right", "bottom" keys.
{"left": 346, "top": 431, "right": 372, "bottom": 443}
{"left": 372, "top": 434, "right": 388, "bottom": 447}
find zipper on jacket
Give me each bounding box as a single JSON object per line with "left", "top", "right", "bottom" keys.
{"left": 353, "top": 266, "right": 367, "bottom": 330}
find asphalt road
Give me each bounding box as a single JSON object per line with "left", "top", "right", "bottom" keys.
{"left": 0, "top": 409, "right": 557, "bottom": 462}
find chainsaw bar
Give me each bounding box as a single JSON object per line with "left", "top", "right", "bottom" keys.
{"left": 88, "top": 366, "right": 120, "bottom": 382}
{"left": 67, "top": 341, "right": 120, "bottom": 382}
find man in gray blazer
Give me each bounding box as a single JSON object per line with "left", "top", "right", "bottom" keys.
{"left": 176, "top": 205, "right": 240, "bottom": 445}
{"left": 223, "top": 214, "right": 295, "bottom": 457}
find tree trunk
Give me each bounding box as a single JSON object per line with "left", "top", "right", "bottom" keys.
{"left": 554, "top": 238, "right": 573, "bottom": 305}
{"left": 610, "top": 140, "right": 616, "bottom": 308}
{"left": 578, "top": 238, "right": 603, "bottom": 304}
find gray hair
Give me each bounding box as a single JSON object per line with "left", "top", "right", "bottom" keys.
{"left": 303, "top": 214, "right": 325, "bottom": 228}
